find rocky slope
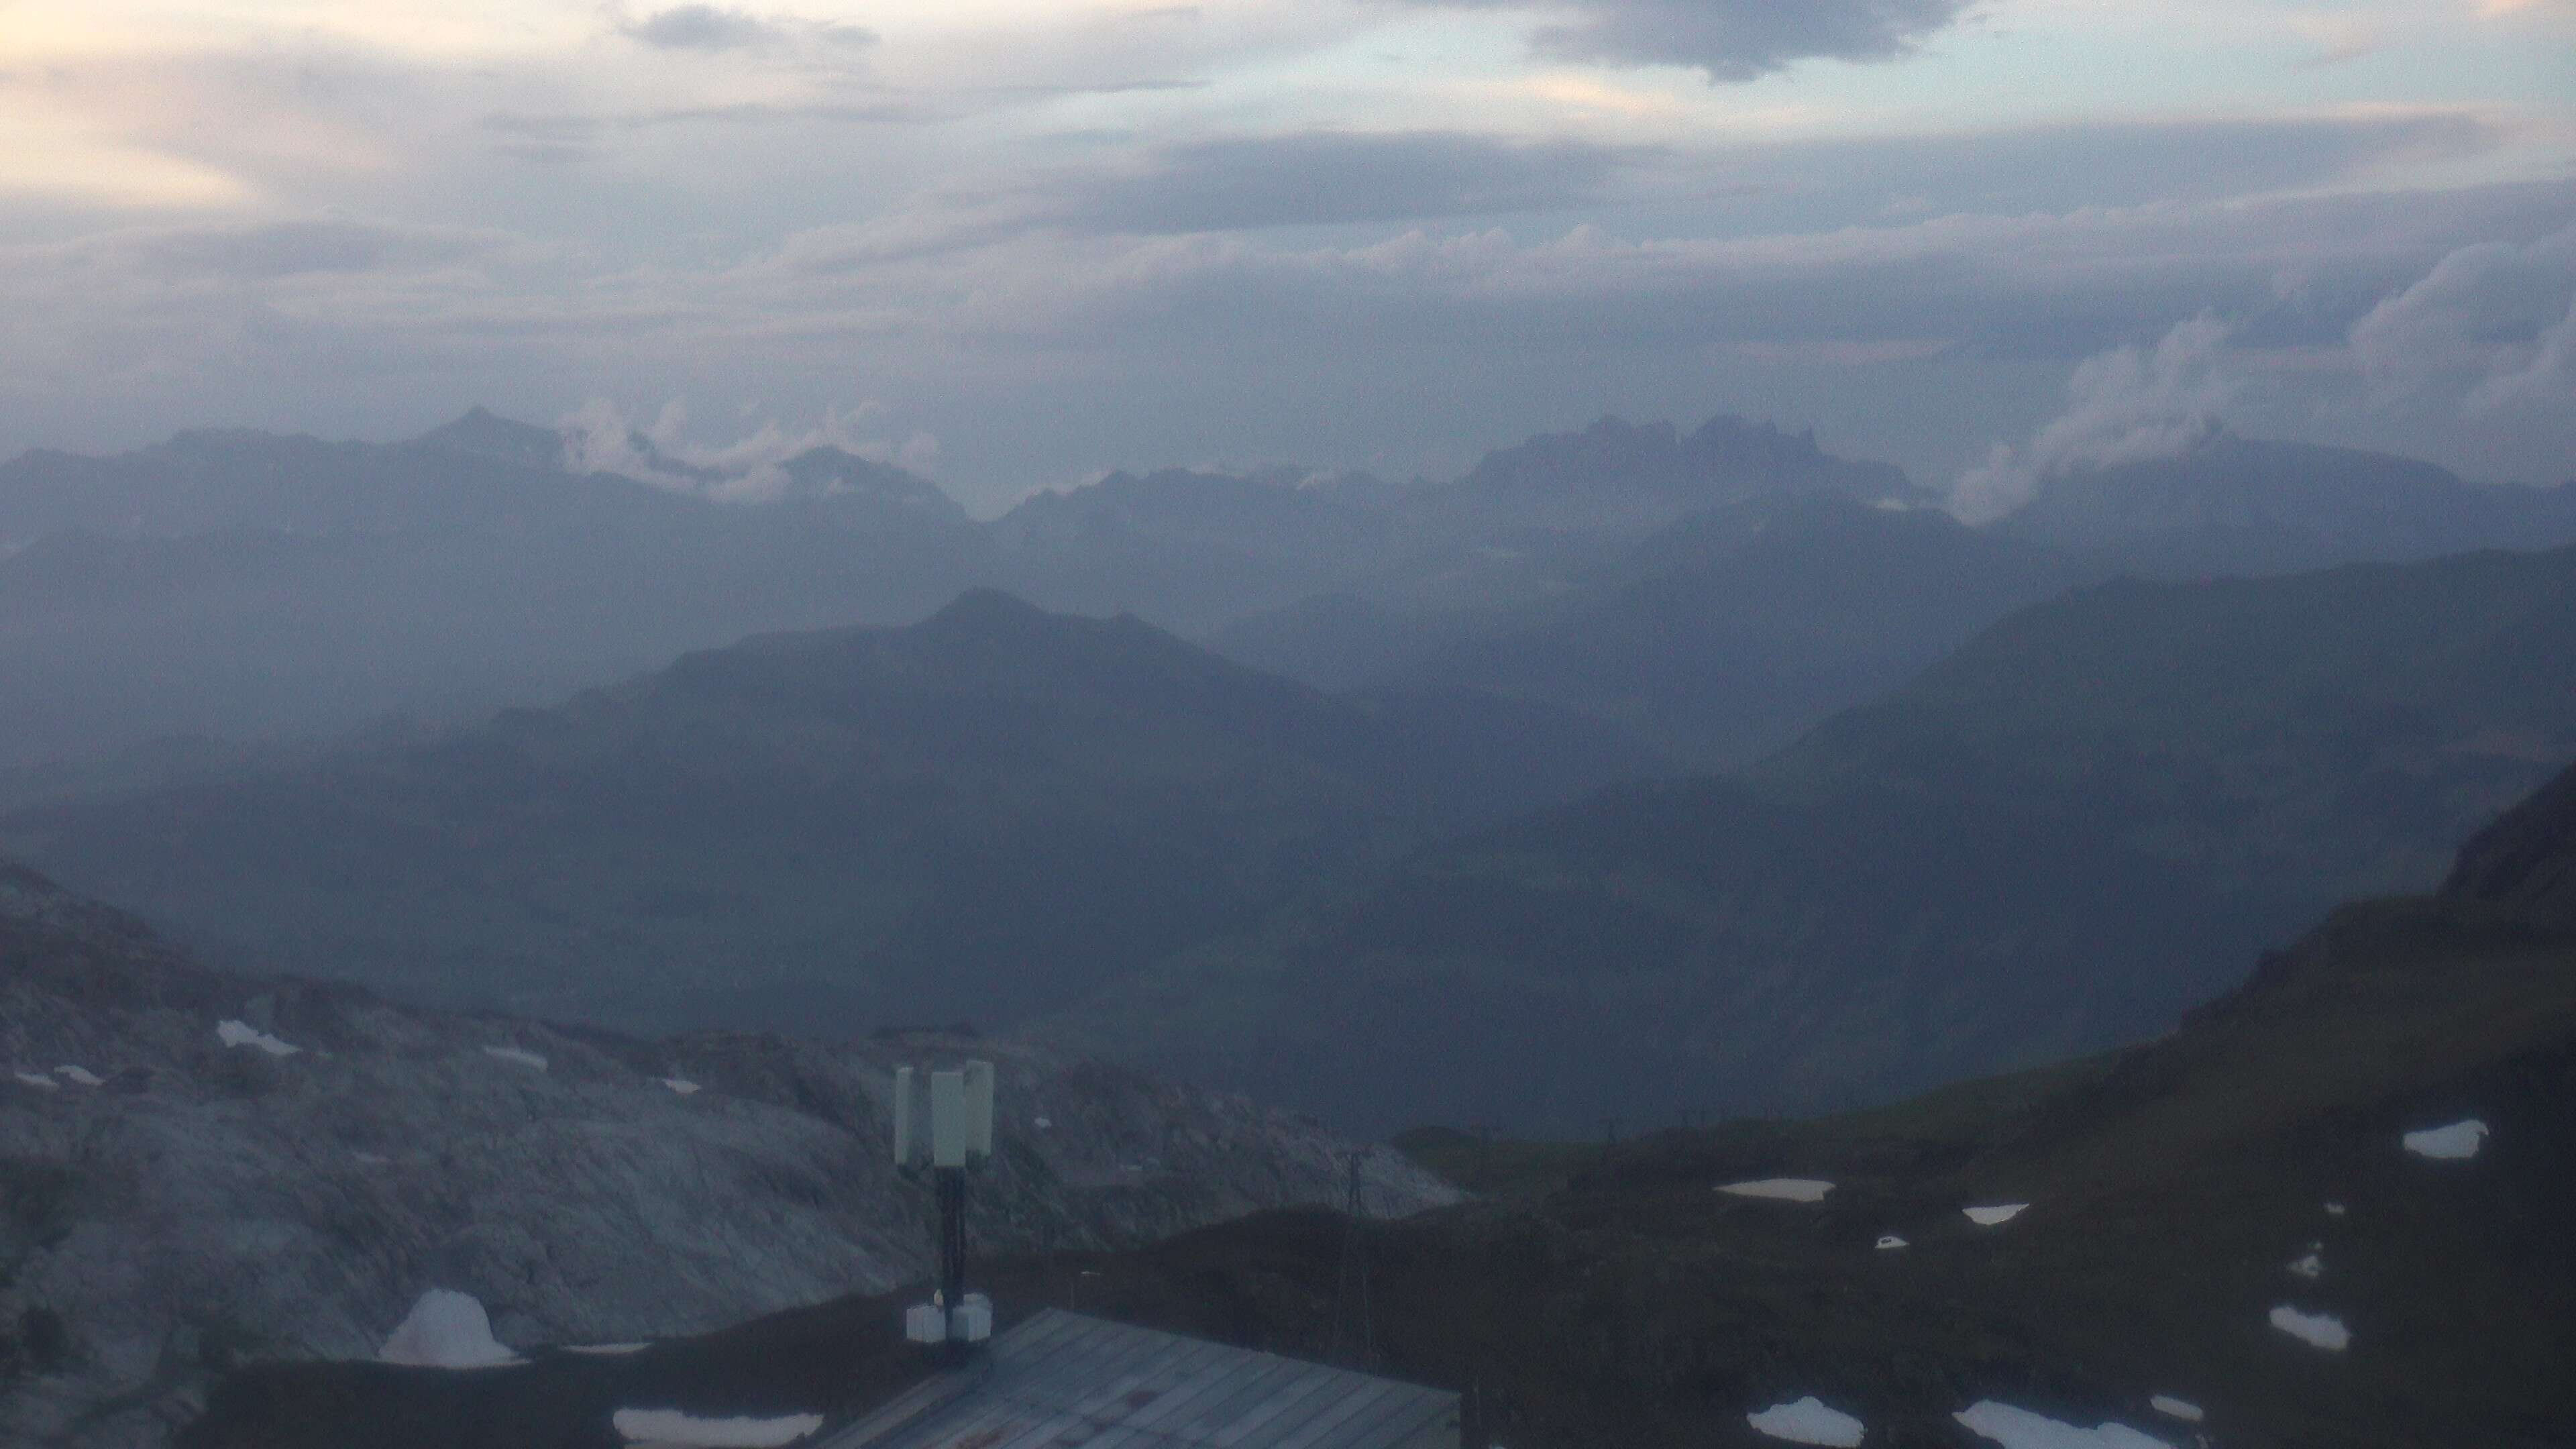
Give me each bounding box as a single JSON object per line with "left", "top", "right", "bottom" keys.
{"left": 0, "top": 863, "right": 1454, "bottom": 1448}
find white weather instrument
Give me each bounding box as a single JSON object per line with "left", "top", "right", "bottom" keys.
{"left": 892, "top": 1061, "right": 997, "bottom": 1350}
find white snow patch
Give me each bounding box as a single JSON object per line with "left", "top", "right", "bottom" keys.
{"left": 1719, "top": 1178, "right": 1835, "bottom": 1203}
{"left": 1746, "top": 1396, "right": 1865, "bottom": 1446}
{"left": 1964, "top": 1203, "right": 2029, "bottom": 1226}
{"left": 567, "top": 1342, "right": 651, "bottom": 1355}
{"left": 2288, "top": 1252, "right": 2322, "bottom": 1279}
{"left": 2324, "top": 1201, "right": 2347, "bottom": 1216}
{"left": 1875, "top": 1234, "right": 1909, "bottom": 1250}
{"left": 217, "top": 1020, "right": 299, "bottom": 1056}
{"left": 483, "top": 1045, "right": 549, "bottom": 1071}
{"left": 661, "top": 1077, "right": 700, "bottom": 1095}
{"left": 379, "top": 1289, "right": 521, "bottom": 1368}
{"left": 2149, "top": 1396, "right": 2204, "bottom": 1424}
{"left": 611, "top": 1409, "right": 823, "bottom": 1447}
{"left": 56, "top": 1065, "right": 103, "bottom": 1086}
{"left": 1955, "top": 1399, "right": 2176, "bottom": 1448}
{"left": 2268, "top": 1305, "right": 2352, "bottom": 1351}
{"left": 2402, "top": 1119, "right": 2487, "bottom": 1160}
{"left": 1034, "top": 1116, "right": 1052, "bottom": 1130}
{"left": 13, "top": 1071, "right": 59, "bottom": 1091}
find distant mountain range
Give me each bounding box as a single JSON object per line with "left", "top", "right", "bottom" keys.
{"left": 9, "top": 406, "right": 2576, "bottom": 1139}
{"left": 1362, "top": 493, "right": 2088, "bottom": 767}
{"left": 0, "top": 592, "right": 1661, "bottom": 1033}
{"left": 1217, "top": 431, "right": 2576, "bottom": 767}
{"left": 1053, "top": 542, "right": 2576, "bottom": 1133}
{"left": 2001, "top": 431, "right": 2576, "bottom": 578}
{"left": 7, "top": 407, "right": 2571, "bottom": 777}
{"left": 15, "top": 541, "right": 2574, "bottom": 1137}
{"left": 0, "top": 415, "right": 989, "bottom": 770}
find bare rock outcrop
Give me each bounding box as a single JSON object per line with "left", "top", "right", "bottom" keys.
{"left": 0, "top": 863, "right": 1453, "bottom": 1447}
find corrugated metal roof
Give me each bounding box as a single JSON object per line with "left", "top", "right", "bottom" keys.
{"left": 823, "top": 1310, "right": 1458, "bottom": 1449}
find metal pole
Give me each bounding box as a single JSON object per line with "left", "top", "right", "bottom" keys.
{"left": 936, "top": 1165, "right": 967, "bottom": 1311}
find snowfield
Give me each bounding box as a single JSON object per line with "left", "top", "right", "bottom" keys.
{"left": 1955, "top": 1399, "right": 2174, "bottom": 1448}
{"left": 1719, "top": 1179, "right": 1835, "bottom": 1203}
{"left": 1746, "top": 1397, "right": 1865, "bottom": 1446}
{"left": 215, "top": 1020, "right": 299, "bottom": 1056}
{"left": 2268, "top": 1305, "right": 2352, "bottom": 1351}
{"left": 378, "top": 1290, "right": 520, "bottom": 1369}
{"left": 612, "top": 1409, "right": 824, "bottom": 1447}
{"left": 2403, "top": 1119, "right": 2488, "bottom": 1160}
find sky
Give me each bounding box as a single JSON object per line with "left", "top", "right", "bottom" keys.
{"left": 2, "top": 0, "right": 2571, "bottom": 513}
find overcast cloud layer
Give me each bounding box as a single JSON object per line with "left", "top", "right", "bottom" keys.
{"left": 1, "top": 0, "right": 2571, "bottom": 510}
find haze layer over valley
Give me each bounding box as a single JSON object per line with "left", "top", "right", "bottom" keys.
{"left": 7, "top": 411, "right": 2574, "bottom": 1136}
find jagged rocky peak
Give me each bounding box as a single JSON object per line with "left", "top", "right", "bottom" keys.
{"left": 411, "top": 405, "right": 570, "bottom": 471}
{"left": 1430, "top": 413, "right": 1923, "bottom": 533}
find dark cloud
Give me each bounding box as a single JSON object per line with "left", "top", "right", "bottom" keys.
{"left": 615, "top": 5, "right": 875, "bottom": 53}
{"left": 1054, "top": 130, "right": 1656, "bottom": 234}
{"left": 1403, "top": 0, "right": 1972, "bottom": 80}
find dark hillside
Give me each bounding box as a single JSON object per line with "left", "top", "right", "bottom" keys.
{"left": 188, "top": 763, "right": 2576, "bottom": 1448}
{"left": 1064, "top": 543, "right": 2576, "bottom": 1134}
{"left": 3, "top": 592, "right": 1663, "bottom": 1036}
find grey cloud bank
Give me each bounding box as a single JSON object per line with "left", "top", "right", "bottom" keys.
{"left": 1399, "top": 0, "right": 1972, "bottom": 80}
{"left": 7, "top": 175, "right": 2570, "bottom": 513}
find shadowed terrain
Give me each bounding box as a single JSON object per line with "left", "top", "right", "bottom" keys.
{"left": 178, "top": 759, "right": 2576, "bottom": 1448}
